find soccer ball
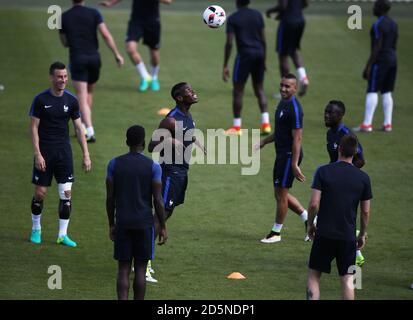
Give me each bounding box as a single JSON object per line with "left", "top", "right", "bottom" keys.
{"left": 203, "top": 5, "right": 226, "bottom": 28}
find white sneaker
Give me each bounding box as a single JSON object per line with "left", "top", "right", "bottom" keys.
{"left": 260, "top": 231, "right": 281, "bottom": 243}
{"left": 146, "top": 271, "right": 158, "bottom": 283}
{"left": 304, "top": 234, "right": 311, "bottom": 242}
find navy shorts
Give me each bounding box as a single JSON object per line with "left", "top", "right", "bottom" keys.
{"left": 233, "top": 52, "right": 265, "bottom": 84}
{"left": 32, "top": 146, "right": 74, "bottom": 187}
{"left": 367, "top": 62, "right": 397, "bottom": 93}
{"left": 309, "top": 235, "right": 357, "bottom": 276}
{"left": 162, "top": 172, "right": 188, "bottom": 212}
{"left": 276, "top": 20, "right": 305, "bottom": 56}
{"left": 126, "top": 20, "right": 161, "bottom": 50}
{"left": 69, "top": 53, "right": 101, "bottom": 84}
{"left": 273, "top": 151, "right": 303, "bottom": 188}
{"left": 114, "top": 226, "right": 154, "bottom": 262}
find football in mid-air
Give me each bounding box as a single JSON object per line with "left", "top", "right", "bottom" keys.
{"left": 203, "top": 5, "right": 226, "bottom": 28}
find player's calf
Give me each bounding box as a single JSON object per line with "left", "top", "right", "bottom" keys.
{"left": 57, "top": 183, "right": 77, "bottom": 247}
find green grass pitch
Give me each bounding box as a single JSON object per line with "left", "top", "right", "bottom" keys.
{"left": 0, "top": 1, "right": 412, "bottom": 299}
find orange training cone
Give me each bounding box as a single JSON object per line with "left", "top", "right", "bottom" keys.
{"left": 157, "top": 108, "right": 171, "bottom": 116}
{"left": 227, "top": 272, "right": 246, "bottom": 280}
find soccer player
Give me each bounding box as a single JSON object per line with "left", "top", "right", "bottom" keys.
{"left": 324, "top": 100, "right": 366, "bottom": 266}
{"left": 223, "top": 0, "right": 271, "bottom": 136}
{"left": 257, "top": 74, "right": 308, "bottom": 243}
{"left": 106, "top": 125, "right": 167, "bottom": 300}
{"left": 306, "top": 134, "right": 372, "bottom": 300}
{"left": 100, "top": 0, "right": 172, "bottom": 92}
{"left": 60, "top": 0, "right": 124, "bottom": 143}
{"left": 29, "top": 62, "right": 92, "bottom": 247}
{"left": 148, "top": 83, "right": 205, "bottom": 280}
{"left": 266, "top": 0, "right": 310, "bottom": 96}
{"left": 354, "top": 0, "right": 398, "bottom": 132}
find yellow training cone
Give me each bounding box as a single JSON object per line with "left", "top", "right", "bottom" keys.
{"left": 157, "top": 108, "right": 171, "bottom": 116}
{"left": 227, "top": 272, "right": 246, "bottom": 280}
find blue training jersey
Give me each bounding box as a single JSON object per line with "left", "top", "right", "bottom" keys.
{"left": 29, "top": 89, "right": 80, "bottom": 147}
{"left": 60, "top": 5, "right": 104, "bottom": 57}
{"left": 107, "top": 152, "right": 162, "bottom": 229}
{"left": 161, "top": 106, "right": 195, "bottom": 174}
{"left": 274, "top": 96, "right": 303, "bottom": 154}
{"left": 226, "top": 7, "right": 265, "bottom": 56}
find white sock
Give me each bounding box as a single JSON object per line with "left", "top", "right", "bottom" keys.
{"left": 32, "top": 214, "right": 41, "bottom": 231}
{"left": 272, "top": 223, "right": 283, "bottom": 233}
{"left": 300, "top": 210, "right": 308, "bottom": 222}
{"left": 363, "top": 92, "right": 378, "bottom": 126}
{"left": 136, "top": 62, "right": 150, "bottom": 80}
{"left": 261, "top": 112, "right": 270, "bottom": 124}
{"left": 382, "top": 92, "right": 393, "bottom": 126}
{"left": 86, "top": 126, "right": 94, "bottom": 138}
{"left": 233, "top": 118, "right": 241, "bottom": 127}
{"left": 356, "top": 250, "right": 362, "bottom": 257}
{"left": 313, "top": 215, "right": 318, "bottom": 226}
{"left": 151, "top": 65, "right": 160, "bottom": 80}
{"left": 58, "top": 219, "right": 70, "bottom": 237}
{"left": 297, "top": 67, "right": 308, "bottom": 83}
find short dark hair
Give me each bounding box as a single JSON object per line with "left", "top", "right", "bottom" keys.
{"left": 339, "top": 134, "right": 358, "bottom": 158}
{"left": 375, "top": 0, "right": 391, "bottom": 14}
{"left": 328, "top": 100, "right": 346, "bottom": 115}
{"left": 171, "top": 82, "right": 188, "bottom": 100}
{"left": 72, "top": 0, "right": 84, "bottom": 4}
{"left": 237, "top": 0, "right": 250, "bottom": 6}
{"left": 49, "top": 61, "right": 66, "bottom": 75}
{"left": 282, "top": 73, "right": 297, "bottom": 81}
{"left": 126, "top": 125, "right": 145, "bottom": 147}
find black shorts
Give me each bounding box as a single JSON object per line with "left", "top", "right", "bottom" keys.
{"left": 308, "top": 235, "right": 356, "bottom": 276}
{"left": 32, "top": 146, "right": 74, "bottom": 187}
{"left": 276, "top": 20, "right": 305, "bottom": 56}
{"left": 126, "top": 20, "right": 161, "bottom": 50}
{"left": 273, "top": 151, "right": 303, "bottom": 188}
{"left": 367, "top": 62, "right": 397, "bottom": 93}
{"left": 114, "top": 226, "right": 154, "bottom": 262}
{"left": 69, "top": 53, "right": 101, "bottom": 84}
{"left": 233, "top": 52, "right": 265, "bottom": 85}
{"left": 162, "top": 172, "right": 188, "bottom": 212}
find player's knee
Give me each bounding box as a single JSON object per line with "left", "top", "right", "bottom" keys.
{"left": 125, "top": 43, "right": 136, "bottom": 55}
{"left": 34, "top": 188, "right": 47, "bottom": 201}
{"left": 58, "top": 183, "right": 72, "bottom": 200}
{"left": 31, "top": 197, "right": 44, "bottom": 215}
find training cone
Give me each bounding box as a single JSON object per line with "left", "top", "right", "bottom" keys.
{"left": 157, "top": 108, "right": 171, "bottom": 116}
{"left": 227, "top": 272, "right": 246, "bottom": 280}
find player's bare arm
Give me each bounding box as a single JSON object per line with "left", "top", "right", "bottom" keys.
{"left": 255, "top": 132, "right": 275, "bottom": 151}
{"left": 30, "top": 117, "right": 46, "bottom": 172}
{"left": 223, "top": 33, "right": 234, "bottom": 82}
{"left": 59, "top": 33, "right": 68, "bottom": 48}
{"left": 192, "top": 136, "right": 207, "bottom": 155}
{"left": 106, "top": 178, "right": 116, "bottom": 241}
{"left": 307, "top": 189, "right": 321, "bottom": 240}
{"left": 148, "top": 117, "right": 184, "bottom": 153}
{"left": 152, "top": 180, "right": 168, "bottom": 245}
{"left": 353, "top": 152, "right": 365, "bottom": 169}
{"left": 98, "top": 23, "right": 124, "bottom": 67}
{"left": 160, "top": 0, "right": 173, "bottom": 4}
{"left": 292, "top": 128, "right": 305, "bottom": 182}
{"left": 364, "top": 38, "right": 382, "bottom": 80}
{"left": 99, "top": 0, "right": 121, "bottom": 8}
{"left": 357, "top": 200, "right": 370, "bottom": 249}
{"left": 73, "top": 118, "right": 92, "bottom": 172}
